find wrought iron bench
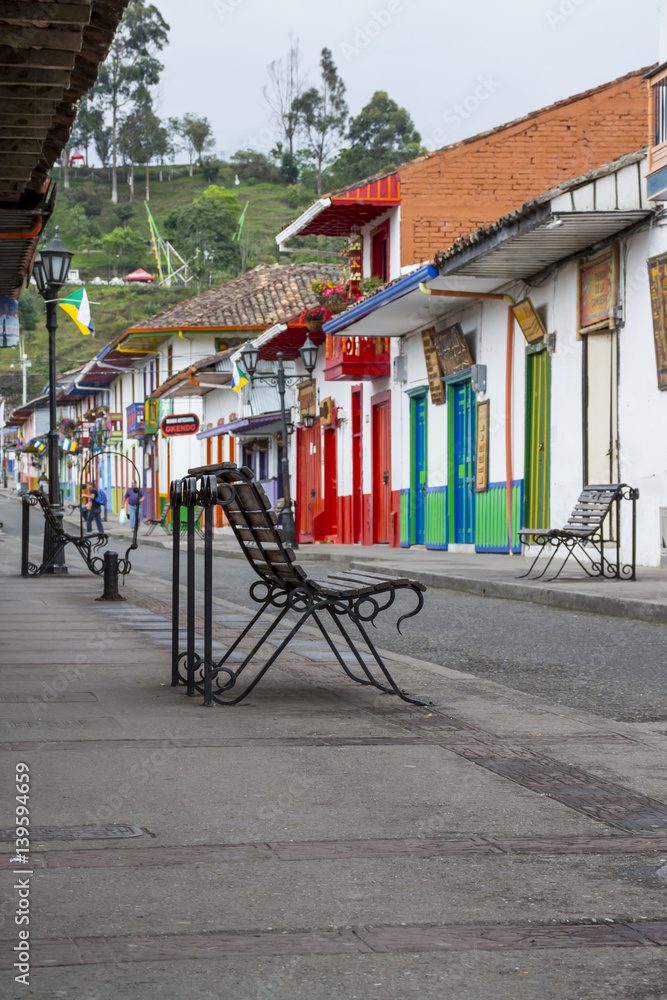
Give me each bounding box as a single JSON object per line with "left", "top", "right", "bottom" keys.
{"left": 170, "top": 462, "right": 428, "bottom": 706}
{"left": 518, "top": 483, "right": 638, "bottom": 581}
{"left": 21, "top": 490, "right": 109, "bottom": 577}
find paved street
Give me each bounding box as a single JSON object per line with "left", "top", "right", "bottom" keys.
{"left": 1, "top": 497, "right": 667, "bottom": 998}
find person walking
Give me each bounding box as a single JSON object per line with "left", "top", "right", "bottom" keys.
{"left": 83, "top": 482, "right": 104, "bottom": 535}
{"left": 124, "top": 479, "right": 144, "bottom": 531}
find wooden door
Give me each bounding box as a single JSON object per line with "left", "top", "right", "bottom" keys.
{"left": 586, "top": 330, "right": 618, "bottom": 484}
{"left": 410, "top": 392, "right": 427, "bottom": 545}
{"left": 352, "top": 387, "right": 363, "bottom": 543}
{"left": 524, "top": 347, "right": 551, "bottom": 530}
{"left": 297, "top": 422, "right": 321, "bottom": 543}
{"left": 448, "top": 381, "right": 475, "bottom": 544}
{"left": 372, "top": 396, "right": 391, "bottom": 543}
{"left": 322, "top": 426, "right": 338, "bottom": 539}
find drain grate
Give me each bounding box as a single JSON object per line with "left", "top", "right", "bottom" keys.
{"left": 0, "top": 825, "right": 143, "bottom": 842}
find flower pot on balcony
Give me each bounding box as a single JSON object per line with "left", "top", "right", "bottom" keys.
{"left": 306, "top": 319, "right": 324, "bottom": 333}
{"left": 328, "top": 300, "right": 348, "bottom": 314}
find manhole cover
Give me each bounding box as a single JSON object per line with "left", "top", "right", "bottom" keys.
{"left": 0, "top": 825, "right": 143, "bottom": 841}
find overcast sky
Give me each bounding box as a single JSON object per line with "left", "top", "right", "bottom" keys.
{"left": 151, "top": 0, "right": 659, "bottom": 158}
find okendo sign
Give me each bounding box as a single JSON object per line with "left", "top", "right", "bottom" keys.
{"left": 161, "top": 413, "right": 200, "bottom": 437}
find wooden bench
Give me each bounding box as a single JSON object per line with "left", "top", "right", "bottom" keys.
{"left": 173, "top": 462, "right": 428, "bottom": 706}
{"left": 21, "top": 490, "right": 109, "bottom": 577}
{"left": 518, "top": 483, "right": 638, "bottom": 581}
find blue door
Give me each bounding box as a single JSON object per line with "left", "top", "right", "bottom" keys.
{"left": 450, "top": 381, "right": 475, "bottom": 544}
{"left": 411, "top": 392, "right": 427, "bottom": 544}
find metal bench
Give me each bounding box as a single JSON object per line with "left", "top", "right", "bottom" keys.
{"left": 145, "top": 502, "right": 204, "bottom": 540}
{"left": 21, "top": 490, "right": 109, "bottom": 577}
{"left": 518, "top": 483, "right": 638, "bottom": 581}
{"left": 170, "top": 462, "right": 428, "bottom": 706}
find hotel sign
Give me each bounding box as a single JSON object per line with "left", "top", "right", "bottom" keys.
{"left": 647, "top": 251, "right": 667, "bottom": 390}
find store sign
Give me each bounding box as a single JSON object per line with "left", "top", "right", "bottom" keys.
{"left": 578, "top": 246, "right": 619, "bottom": 335}
{"left": 512, "top": 298, "right": 547, "bottom": 344}
{"left": 421, "top": 328, "right": 445, "bottom": 405}
{"left": 647, "top": 251, "right": 667, "bottom": 390}
{"left": 298, "top": 381, "right": 316, "bottom": 420}
{"left": 0, "top": 296, "right": 19, "bottom": 348}
{"left": 433, "top": 323, "right": 474, "bottom": 378}
{"left": 160, "top": 413, "right": 200, "bottom": 437}
{"left": 320, "top": 396, "right": 336, "bottom": 427}
{"left": 475, "top": 400, "right": 490, "bottom": 492}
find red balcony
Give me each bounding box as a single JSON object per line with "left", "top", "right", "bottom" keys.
{"left": 324, "top": 335, "right": 390, "bottom": 381}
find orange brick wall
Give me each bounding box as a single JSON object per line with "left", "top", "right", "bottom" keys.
{"left": 399, "top": 69, "right": 653, "bottom": 267}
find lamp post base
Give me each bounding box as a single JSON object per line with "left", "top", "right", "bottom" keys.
{"left": 42, "top": 505, "right": 68, "bottom": 575}
{"left": 281, "top": 505, "right": 298, "bottom": 548}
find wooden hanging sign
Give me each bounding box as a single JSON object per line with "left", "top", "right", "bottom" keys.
{"left": 512, "top": 298, "right": 547, "bottom": 344}
{"left": 647, "top": 251, "right": 667, "bottom": 390}
{"left": 433, "top": 323, "right": 474, "bottom": 377}
{"left": 475, "top": 399, "right": 490, "bottom": 492}
{"left": 421, "top": 327, "right": 445, "bottom": 405}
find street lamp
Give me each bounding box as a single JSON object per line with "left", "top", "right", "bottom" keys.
{"left": 240, "top": 337, "right": 319, "bottom": 547}
{"left": 32, "top": 226, "right": 73, "bottom": 574}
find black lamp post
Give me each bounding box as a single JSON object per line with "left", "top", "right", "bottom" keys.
{"left": 32, "top": 227, "right": 73, "bottom": 573}
{"left": 240, "top": 335, "right": 319, "bottom": 547}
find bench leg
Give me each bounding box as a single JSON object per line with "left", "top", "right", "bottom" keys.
{"left": 516, "top": 539, "right": 550, "bottom": 579}
{"left": 349, "top": 613, "right": 427, "bottom": 706}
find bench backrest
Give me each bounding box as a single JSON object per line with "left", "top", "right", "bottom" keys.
{"left": 28, "top": 491, "right": 65, "bottom": 537}
{"left": 191, "top": 462, "right": 307, "bottom": 590}
{"left": 562, "top": 484, "right": 623, "bottom": 537}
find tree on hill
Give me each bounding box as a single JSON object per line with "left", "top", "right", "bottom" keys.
{"left": 164, "top": 185, "right": 240, "bottom": 288}
{"left": 93, "top": 0, "right": 169, "bottom": 203}
{"left": 332, "top": 91, "right": 427, "bottom": 188}
{"left": 100, "top": 226, "right": 149, "bottom": 275}
{"left": 291, "top": 48, "right": 348, "bottom": 196}
{"left": 119, "top": 90, "right": 168, "bottom": 201}
{"left": 263, "top": 34, "right": 306, "bottom": 180}
{"left": 169, "top": 114, "right": 215, "bottom": 176}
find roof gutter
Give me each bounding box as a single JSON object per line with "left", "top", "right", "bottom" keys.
{"left": 323, "top": 264, "right": 439, "bottom": 335}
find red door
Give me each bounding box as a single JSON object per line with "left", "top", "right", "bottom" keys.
{"left": 352, "top": 387, "right": 363, "bottom": 543}
{"left": 297, "top": 422, "right": 322, "bottom": 543}
{"left": 320, "top": 426, "right": 338, "bottom": 540}
{"left": 372, "top": 393, "right": 391, "bottom": 543}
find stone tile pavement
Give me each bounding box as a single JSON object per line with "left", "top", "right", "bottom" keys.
{"left": 1, "top": 526, "right": 667, "bottom": 998}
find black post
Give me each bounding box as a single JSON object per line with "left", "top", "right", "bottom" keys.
{"left": 96, "top": 551, "right": 125, "bottom": 601}
{"left": 42, "top": 299, "right": 67, "bottom": 575}
{"left": 276, "top": 352, "right": 297, "bottom": 547}
{"left": 202, "top": 476, "right": 216, "bottom": 707}
{"left": 185, "top": 477, "right": 197, "bottom": 697}
{"left": 171, "top": 481, "right": 182, "bottom": 686}
{"left": 21, "top": 496, "right": 30, "bottom": 577}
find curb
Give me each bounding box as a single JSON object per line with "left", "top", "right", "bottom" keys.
{"left": 349, "top": 561, "right": 667, "bottom": 624}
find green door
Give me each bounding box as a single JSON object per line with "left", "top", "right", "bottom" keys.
{"left": 524, "top": 346, "right": 550, "bottom": 529}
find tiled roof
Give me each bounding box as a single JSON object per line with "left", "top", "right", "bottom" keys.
{"left": 132, "top": 262, "right": 344, "bottom": 331}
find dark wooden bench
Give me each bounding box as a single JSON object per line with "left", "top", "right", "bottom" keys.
{"left": 173, "top": 462, "right": 428, "bottom": 706}
{"left": 21, "top": 490, "right": 109, "bottom": 577}
{"left": 518, "top": 483, "right": 638, "bottom": 581}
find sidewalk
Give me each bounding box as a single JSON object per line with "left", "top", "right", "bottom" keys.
{"left": 60, "top": 498, "right": 667, "bottom": 624}
{"left": 1, "top": 527, "right": 667, "bottom": 998}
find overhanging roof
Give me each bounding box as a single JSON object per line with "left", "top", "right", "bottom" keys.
{"left": 323, "top": 151, "right": 654, "bottom": 337}
{"left": 276, "top": 172, "right": 400, "bottom": 245}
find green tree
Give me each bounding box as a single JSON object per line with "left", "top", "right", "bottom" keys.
{"left": 70, "top": 96, "right": 104, "bottom": 165}
{"left": 93, "top": 0, "right": 169, "bottom": 203}
{"left": 101, "top": 226, "right": 148, "bottom": 275}
{"left": 114, "top": 204, "right": 136, "bottom": 230}
{"left": 332, "top": 91, "right": 427, "bottom": 187}
{"left": 94, "top": 124, "right": 112, "bottom": 168}
{"left": 169, "top": 113, "right": 215, "bottom": 176}
{"left": 118, "top": 90, "right": 167, "bottom": 201}
{"left": 18, "top": 293, "right": 38, "bottom": 333}
{"left": 292, "top": 48, "right": 348, "bottom": 196}
{"left": 164, "top": 185, "right": 240, "bottom": 287}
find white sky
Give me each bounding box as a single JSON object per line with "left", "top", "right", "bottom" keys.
{"left": 150, "top": 0, "right": 659, "bottom": 158}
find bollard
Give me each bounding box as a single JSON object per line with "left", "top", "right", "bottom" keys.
{"left": 21, "top": 496, "right": 30, "bottom": 577}
{"left": 96, "top": 550, "right": 126, "bottom": 601}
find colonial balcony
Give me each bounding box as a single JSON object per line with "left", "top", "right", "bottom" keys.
{"left": 324, "top": 334, "right": 390, "bottom": 381}
{"left": 126, "top": 402, "right": 146, "bottom": 438}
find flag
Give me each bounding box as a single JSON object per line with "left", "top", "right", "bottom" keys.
{"left": 59, "top": 288, "right": 94, "bottom": 336}
{"left": 17, "top": 434, "right": 24, "bottom": 448}
{"left": 231, "top": 361, "right": 248, "bottom": 393}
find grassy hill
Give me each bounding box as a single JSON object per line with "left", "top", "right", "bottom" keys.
{"left": 1, "top": 164, "right": 341, "bottom": 408}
